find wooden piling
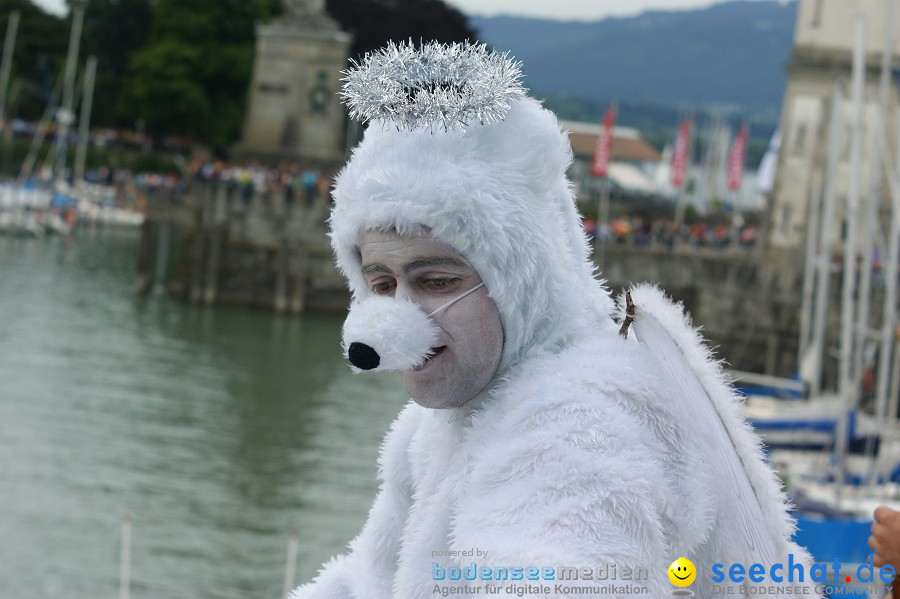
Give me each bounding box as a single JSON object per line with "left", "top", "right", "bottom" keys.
{"left": 290, "top": 249, "right": 308, "bottom": 315}
{"left": 274, "top": 242, "right": 289, "bottom": 313}
{"left": 152, "top": 220, "right": 170, "bottom": 297}
{"left": 135, "top": 219, "right": 153, "bottom": 295}
{"left": 190, "top": 188, "right": 211, "bottom": 303}
{"left": 189, "top": 232, "right": 205, "bottom": 303}
{"left": 203, "top": 227, "right": 221, "bottom": 305}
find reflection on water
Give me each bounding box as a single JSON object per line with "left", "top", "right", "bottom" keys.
{"left": 0, "top": 229, "right": 407, "bottom": 598}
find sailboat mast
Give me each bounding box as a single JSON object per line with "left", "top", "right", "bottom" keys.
{"left": 874, "top": 0, "right": 898, "bottom": 437}
{"left": 74, "top": 56, "right": 97, "bottom": 184}
{"left": 854, "top": 167, "right": 878, "bottom": 386}
{"left": 0, "top": 11, "right": 20, "bottom": 132}
{"left": 853, "top": 0, "right": 895, "bottom": 400}
{"left": 810, "top": 82, "right": 844, "bottom": 398}
{"left": 799, "top": 168, "right": 823, "bottom": 367}
{"left": 836, "top": 14, "right": 867, "bottom": 490}
{"left": 54, "top": 1, "right": 86, "bottom": 181}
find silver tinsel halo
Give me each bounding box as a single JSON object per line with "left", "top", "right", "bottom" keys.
{"left": 341, "top": 40, "right": 526, "bottom": 131}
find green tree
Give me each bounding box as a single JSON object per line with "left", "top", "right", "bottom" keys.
{"left": 0, "top": 1, "right": 68, "bottom": 121}
{"left": 122, "top": 41, "right": 209, "bottom": 137}
{"left": 118, "top": 0, "right": 472, "bottom": 151}
{"left": 73, "top": 0, "right": 154, "bottom": 128}
{"left": 120, "top": 0, "right": 277, "bottom": 150}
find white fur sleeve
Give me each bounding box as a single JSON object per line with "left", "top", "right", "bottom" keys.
{"left": 290, "top": 403, "right": 421, "bottom": 598}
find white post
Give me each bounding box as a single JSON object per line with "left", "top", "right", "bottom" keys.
{"left": 598, "top": 178, "right": 611, "bottom": 232}
{"left": 596, "top": 177, "right": 611, "bottom": 263}
{"left": 119, "top": 514, "right": 132, "bottom": 599}
{"left": 282, "top": 530, "right": 299, "bottom": 599}
{"left": 0, "top": 11, "right": 20, "bottom": 129}
{"left": 673, "top": 185, "right": 686, "bottom": 234}
{"left": 810, "top": 82, "right": 844, "bottom": 397}
{"left": 836, "top": 14, "right": 866, "bottom": 488}
{"left": 73, "top": 55, "right": 96, "bottom": 184}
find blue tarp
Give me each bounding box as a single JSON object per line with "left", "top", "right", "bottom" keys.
{"left": 793, "top": 516, "right": 883, "bottom": 598}
{"left": 50, "top": 194, "right": 77, "bottom": 207}
{"left": 793, "top": 515, "right": 873, "bottom": 564}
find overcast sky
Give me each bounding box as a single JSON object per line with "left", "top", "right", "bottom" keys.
{"left": 444, "top": 0, "right": 742, "bottom": 21}
{"left": 32, "top": 0, "right": 775, "bottom": 21}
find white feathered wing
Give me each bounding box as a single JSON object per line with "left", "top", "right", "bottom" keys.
{"left": 625, "top": 284, "right": 817, "bottom": 598}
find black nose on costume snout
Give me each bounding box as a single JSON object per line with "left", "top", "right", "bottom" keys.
{"left": 348, "top": 342, "right": 381, "bottom": 370}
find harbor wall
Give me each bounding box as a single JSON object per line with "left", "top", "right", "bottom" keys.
{"left": 601, "top": 245, "right": 804, "bottom": 377}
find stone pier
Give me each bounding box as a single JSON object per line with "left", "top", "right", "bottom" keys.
{"left": 140, "top": 181, "right": 347, "bottom": 313}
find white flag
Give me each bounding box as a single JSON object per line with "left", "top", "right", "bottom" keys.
{"left": 756, "top": 130, "right": 781, "bottom": 194}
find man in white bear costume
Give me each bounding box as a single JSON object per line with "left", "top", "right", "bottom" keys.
{"left": 293, "top": 42, "right": 817, "bottom": 599}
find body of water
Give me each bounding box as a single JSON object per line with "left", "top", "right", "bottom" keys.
{"left": 0, "top": 228, "right": 407, "bottom": 598}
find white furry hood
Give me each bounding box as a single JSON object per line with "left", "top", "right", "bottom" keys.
{"left": 331, "top": 97, "right": 615, "bottom": 369}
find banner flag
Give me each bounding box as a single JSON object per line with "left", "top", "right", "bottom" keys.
{"left": 671, "top": 118, "right": 692, "bottom": 188}
{"left": 727, "top": 124, "right": 748, "bottom": 191}
{"left": 591, "top": 105, "right": 616, "bottom": 178}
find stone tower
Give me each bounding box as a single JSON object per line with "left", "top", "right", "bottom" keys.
{"left": 769, "top": 0, "right": 900, "bottom": 249}
{"left": 236, "top": 0, "right": 351, "bottom": 166}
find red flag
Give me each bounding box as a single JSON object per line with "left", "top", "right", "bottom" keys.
{"left": 591, "top": 106, "right": 616, "bottom": 178}
{"left": 727, "top": 124, "right": 748, "bottom": 191}
{"left": 671, "top": 118, "right": 692, "bottom": 188}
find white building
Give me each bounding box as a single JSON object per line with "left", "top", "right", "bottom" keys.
{"left": 769, "top": 0, "right": 900, "bottom": 248}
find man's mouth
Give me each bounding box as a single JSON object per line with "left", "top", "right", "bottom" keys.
{"left": 413, "top": 346, "right": 447, "bottom": 371}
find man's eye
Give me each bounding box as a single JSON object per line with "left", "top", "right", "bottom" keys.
{"left": 424, "top": 278, "right": 455, "bottom": 290}
{"left": 371, "top": 280, "right": 395, "bottom": 294}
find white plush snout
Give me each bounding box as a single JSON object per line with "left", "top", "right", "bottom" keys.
{"left": 341, "top": 296, "right": 441, "bottom": 373}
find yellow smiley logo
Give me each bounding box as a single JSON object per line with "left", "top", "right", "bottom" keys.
{"left": 668, "top": 557, "right": 696, "bottom": 587}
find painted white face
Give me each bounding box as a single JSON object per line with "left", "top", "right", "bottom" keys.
{"left": 358, "top": 229, "right": 504, "bottom": 409}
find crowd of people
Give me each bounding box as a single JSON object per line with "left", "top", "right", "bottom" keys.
{"left": 583, "top": 215, "right": 760, "bottom": 249}
{"left": 62, "top": 156, "right": 766, "bottom": 252}
{"left": 187, "top": 158, "right": 334, "bottom": 208}
{"left": 75, "top": 159, "right": 337, "bottom": 215}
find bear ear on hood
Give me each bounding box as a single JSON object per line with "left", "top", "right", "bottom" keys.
{"left": 330, "top": 41, "right": 616, "bottom": 371}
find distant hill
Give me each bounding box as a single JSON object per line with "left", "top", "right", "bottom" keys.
{"left": 471, "top": 0, "right": 797, "bottom": 116}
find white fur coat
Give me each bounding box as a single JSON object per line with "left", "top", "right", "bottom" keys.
{"left": 292, "top": 289, "right": 817, "bottom": 598}
{"left": 299, "top": 80, "right": 817, "bottom": 597}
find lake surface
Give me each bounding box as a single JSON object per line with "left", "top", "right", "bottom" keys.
{"left": 0, "top": 228, "right": 407, "bottom": 598}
